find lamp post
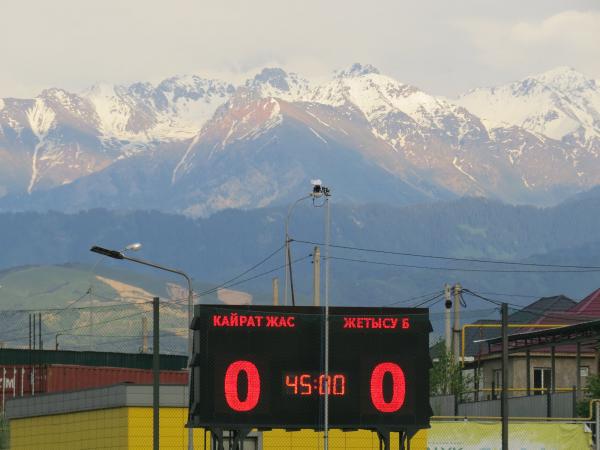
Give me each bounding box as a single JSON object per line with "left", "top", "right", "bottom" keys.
{"left": 90, "top": 245, "right": 194, "bottom": 450}
{"left": 283, "top": 181, "right": 332, "bottom": 450}
{"left": 283, "top": 180, "right": 331, "bottom": 306}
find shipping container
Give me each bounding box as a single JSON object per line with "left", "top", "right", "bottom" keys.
{"left": 0, "top": 364, "right": 187, "bottom": 412}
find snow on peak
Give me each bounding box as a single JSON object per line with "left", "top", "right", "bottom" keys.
{"left": 335, "top": 63, "right": 380, "bottom": 78}
{"left": 245, "top": 68, "right": 311, "bottom": 101}
{"left": 457, "top": 66, "right": 600, "bottom": 142}
{"left": 314, "top": 69, "right": 463, "bottom": 130}
{"left": 533, "top": 66, "right": 595, "bottom": 92}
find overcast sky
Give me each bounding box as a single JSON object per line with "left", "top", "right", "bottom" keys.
{"left": 1, "top": 0, "right": 599, "bottom": 98}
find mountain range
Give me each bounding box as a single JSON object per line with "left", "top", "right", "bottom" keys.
{"left": 1, "top": 64, "right": 599, "bottom": 216}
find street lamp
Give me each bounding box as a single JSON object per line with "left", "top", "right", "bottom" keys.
{"left": 283, "top": 181, "right": 332, "bottom": 450}
{"left": 89, "top": 244, "right": 194, "bottom": 450}
{"left": 284, "top": 180, "right": 331, "bottom": 306}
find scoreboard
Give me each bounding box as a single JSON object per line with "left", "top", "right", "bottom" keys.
{"left": 189, "top": 305, "right": 432, "bottom": 431}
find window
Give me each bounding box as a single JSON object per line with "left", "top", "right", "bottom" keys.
{"left": 533, "top": 367, "right": 551, "bottom": 395}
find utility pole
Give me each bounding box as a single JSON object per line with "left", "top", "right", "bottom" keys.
{"left": 32, "top": 314, "right": 36, "bottom": 350}
{"left": 142, "top": 316, "right": 149, "bottom": 354}
{"left": 501, "top": 302, "right": 509, "bottom": 450}
{"left": 38, "top": 313, "right": 42, "bottom": 350}
{"left": 444, "top": 284, "right": 452, "bottom": 352}
{"left": 29, "top": 314, "right": 32, "bottom": 350}
{"left": 272, "top": 278, "right": 279, "bottom": 306}
{"left": 453, "top": 283, "right": 462, "bottom": 363}
{"left": 313, "top": 246, "right": 321, "bottom": 307}
{"left": 152, "top": 297, "right": 160, "bottom": 450}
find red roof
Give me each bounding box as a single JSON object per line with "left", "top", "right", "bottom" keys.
{"left": 478, "top": 288, "right": 600, "bottom": 356}
{"left": 568, "top": 288, "right": 600, "bottom": 315}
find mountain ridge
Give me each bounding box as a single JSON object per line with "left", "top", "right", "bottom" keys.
{"left": 1, "top": 64, "right": 600, "bottom": 215}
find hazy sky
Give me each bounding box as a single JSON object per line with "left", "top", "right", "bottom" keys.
{"left": 1, "top": 0, "right": 599, "bottom": 98}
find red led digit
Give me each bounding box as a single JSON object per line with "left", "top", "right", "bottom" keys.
{"left": 285, "top": 375, "right": 299, "bottom": 394}
{"left": 224, "top": 360, "right": 261, "bottom": 412}
{"left": 300, "top": 374, "right": 312, "bottom": 395}
{"left": 318, "top": 374, "right": 331, "bottom": 395}
{"left": 332, "top": 374, "right": 345, "bottom": 396}
{"left": 370, "top": 362, "right": 405, "bottom": 413}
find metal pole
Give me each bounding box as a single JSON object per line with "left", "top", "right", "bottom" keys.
{"left": 551, "top": 346, "right": 556, "bottom": 393}
{"left": 576, "top": 342, "right": 581, "bottom": 395}
{"left": 29, "top": 314, "right": 31, "bottom": 350}
{"left": 283, "top": 195, "right": 311, "bottom": 306}
{"left": 2, "top": 367, "right": 5, "bottom": 415}
{"left": 186, "top": 281, "right": 193, "bottom": 450}
{"left": 324, "top": 197, "right": 331, "bottom": 450}
{"left": 596, "top": 401, "right": 599, "bottom": 450}
{"left": 526, "top": 349, "right": 531, "bottom": 396}
{"left": 153, "top": 297, "right": 160, "bottom": 450}
{"left": 38, "top": 313, "right": 42, "bottom": 350}
{"left": 444, "top": 284, "right": 451, "bottom": 352}
{"left": 272, "top": 278, "right": 279, "bottom": 306}
{"left": 287, "top": 242, "right": 297, "bottom": 306}
{"left": 32, "top": 314, "right": 36, "bottom": 351}
{"left": 142, "top": 316, "right": 148, "bottom": 354}
{"left": 113, "top": 252, "right": 194, "bottom": 450}
{"left": 313, "top": 246, "right": 321, "bottom": 307}
{"left": 501, "top": 302, "right": 508, "bottom": 450}
{"left": 453, "top": 284, "right": 461, "bottom": 362}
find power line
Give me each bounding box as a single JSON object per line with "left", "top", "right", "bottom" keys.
{"left": 461, "top": 289, "right": 600, "bottom": 323}
{"left": 0, "top": 300, "right": 152, "bottom": 314}
{"left": 194, "top": 244, "right": 286, "bottom": 297}
{"left": 325, "top": 255, "right": 600, "bottom": 273}
{"left": 383, "top": 290, "right": 444, "bottom": 306}
{"left": 413, "top": 293, "right": 445, "bottom": 308}
{"left": 172, "top": 253, "right": 313, "bottom": 305}
{"left": 292, "top": 238, "right": 600, "bottom": 270}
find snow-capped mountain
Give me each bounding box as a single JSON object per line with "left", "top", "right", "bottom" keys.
{"left": 1, "top": 64, "right": 599, "bottom": 215}
{"left": 457, "top": 66, "right": 600, "bottom": 150}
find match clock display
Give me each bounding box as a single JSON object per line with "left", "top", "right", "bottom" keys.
{"left": 189, "top": 305, "right": 432, "bottom": 431}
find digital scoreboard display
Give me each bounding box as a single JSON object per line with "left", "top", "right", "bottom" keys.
{"left": 189, "top": 305, "right": 432, "bottom": 431}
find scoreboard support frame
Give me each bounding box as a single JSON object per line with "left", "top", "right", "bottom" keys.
{"left": 210, "top": 427, "right": 252, "bottom": 450}
{"left": 375, "top": 428, "right": 417, "bottom": 450}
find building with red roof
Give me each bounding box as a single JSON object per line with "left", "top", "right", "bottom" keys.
{"left": 463, "top": 288, "right": 600, "bottom": 399}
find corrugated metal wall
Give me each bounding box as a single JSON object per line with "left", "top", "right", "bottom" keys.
{"left": 432, "top": 391, "right": 577, "bottom": 418}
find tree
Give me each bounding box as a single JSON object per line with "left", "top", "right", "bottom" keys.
{"left": 577, "top": 374, "right": 600, "bottom": 418}
{"left": 430, "top": 339, "right": 473, "bottom": 398}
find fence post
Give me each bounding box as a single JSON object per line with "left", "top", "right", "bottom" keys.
{"left": 453, "top": 393, "right": 458, "bottom": 416}
{"left": 546, "top": 388, "right": 552, "bottom": 418}
{"left": 572, "top": 386, "right": 577, "bottom": 417}
{"left": 596, "top": 401, "right": 599, "bottom": 450}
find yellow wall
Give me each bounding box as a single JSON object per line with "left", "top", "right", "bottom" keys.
{"left": 10, "top": 408, "right": 129, "bottom": 449}
{"left": 10, "top": 406, "right": 426, "bottom": 449}
{"left": 264, "top": 429, "right": 427, "bottom": 449}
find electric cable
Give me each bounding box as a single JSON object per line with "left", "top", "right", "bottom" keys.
{"left": 291, "top": 238, "right": 600, "bottom": 270}
{"left": 324, "top": 255, "right": 599, "bottom": 273}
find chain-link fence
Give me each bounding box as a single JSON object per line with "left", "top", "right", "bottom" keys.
{"left": 430, "top": 418, "right": 593, "bottom": 449}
